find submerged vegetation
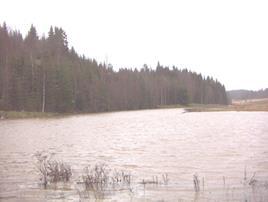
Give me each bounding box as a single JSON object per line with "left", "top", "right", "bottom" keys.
{"left": 0, "top": 23, "right": 228, "bottom": 114}
{"left": 33, "top": 152, "right": 268, "bottom": 201}
{"left": 193, "top": 174, "right": 200, "bottom": 192}
{"left": 80, "top": 164, "right": 133, "bottom": 199}
{"left": 34, "top": 151, "right": 72, "bottom": 188}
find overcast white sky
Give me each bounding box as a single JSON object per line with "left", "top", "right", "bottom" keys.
{"left": 1, "top": 0, "right": 268, "bottom": 90}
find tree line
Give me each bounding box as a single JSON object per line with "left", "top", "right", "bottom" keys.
{"left": 228, "top": 89, "right": 268, "bottom": 100}
{"left": 0, "top": 23, "right": 228, "bottom": 113}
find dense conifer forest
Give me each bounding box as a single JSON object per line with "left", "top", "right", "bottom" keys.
{"left": 0, "top": 23, "right": 228, "bottom": 113}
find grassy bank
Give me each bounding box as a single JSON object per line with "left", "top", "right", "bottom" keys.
{"left": 158, "top": 103, "right": 231, "bottom": 112}
{"left": 186, "top": 98, "right": 268, "bottom": 112}
{"left": 157, "top": 104, "right": 186, "bottom": 109}
{"left": 185, "top": 104, "right": 229, "bottom": 112}
{"left": 0, "top": 111, "right": 62, "bottom": 119}
{"left": 230, "top": 98, "right": 268, "bottom": 111}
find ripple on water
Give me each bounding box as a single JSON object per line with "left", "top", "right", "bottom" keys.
{"left": 0, "top": 110, "right": 268, "bottom": 201}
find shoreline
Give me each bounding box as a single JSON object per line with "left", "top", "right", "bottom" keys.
{"left": 1, "top": 99, "right": 268, "bottom": 119}
{"left": 186, "top": 98, "right": 268, "bottom": 112}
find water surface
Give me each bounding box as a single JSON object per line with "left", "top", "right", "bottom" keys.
{"left": 0, "top": 109, "right": 268, "bottom": 201}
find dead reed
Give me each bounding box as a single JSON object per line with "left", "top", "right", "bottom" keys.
{"left": 193, "top": 174, "right": 200, "bottom": 192}
{"left": 80, "top": 163, "right": 133, "bottom": 199}
{"left": 34, "top": 151, "right": 72, "bottom": 188}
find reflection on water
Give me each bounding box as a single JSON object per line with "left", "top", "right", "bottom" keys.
{"left": 0, "top": 109, "right": 268, "bottom": 201}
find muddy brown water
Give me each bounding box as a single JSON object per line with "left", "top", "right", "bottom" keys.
{"left": 0, "top": 109, "right": 268, "bottom": 201}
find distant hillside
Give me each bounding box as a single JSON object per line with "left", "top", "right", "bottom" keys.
{"left": 228, "top": 89, "right": 268, "bottom": 100}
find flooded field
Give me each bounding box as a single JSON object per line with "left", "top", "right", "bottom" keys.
{"left": 0, "top": 109, "right": 268, "bottom": 201}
